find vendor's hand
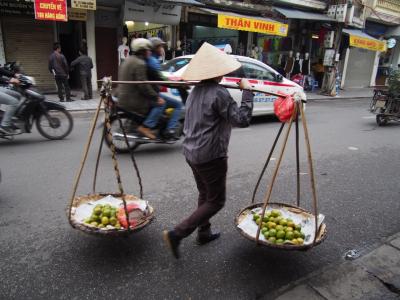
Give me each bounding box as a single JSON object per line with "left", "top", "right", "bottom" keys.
{"left": 9, "top": 78, "right": 20, "bottom": 85}
{"left": 157, "top": 97, "right": 165, "bottom": 106}
{"left": 239, "top": 78, "right": 252, "bottom": 90}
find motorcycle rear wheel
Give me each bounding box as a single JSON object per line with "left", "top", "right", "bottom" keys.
{"left": 36, "top": 108, "right": 73, "bottom": 140}
{"left": 104, "top": 115, "right": 140, "bottom": 153}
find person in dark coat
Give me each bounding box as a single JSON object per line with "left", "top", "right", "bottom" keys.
{"left": 71, "top": 48, "right": 94, "bottom": 100}
{"left": 48, "top": 43, "right": 72, "bottom": 102}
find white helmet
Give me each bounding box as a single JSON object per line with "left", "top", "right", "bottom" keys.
{"left": 131, "top": 38, "right": 152, "bottom": 53}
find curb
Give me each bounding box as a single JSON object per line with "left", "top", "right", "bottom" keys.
{"left": 267, "top": 232, "right": 400, "bottom": 300}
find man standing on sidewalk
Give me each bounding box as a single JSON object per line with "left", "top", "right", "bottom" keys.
{"left": 163, "top": 43, "right": 254, "bottom": 259}
{"left": 48, "top": 43, "right": 73, "bottom": 102}
{"left": 71, "top": 47, "right": 93, "bottom": 100}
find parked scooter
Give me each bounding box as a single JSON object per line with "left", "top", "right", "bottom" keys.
{"left": 0, "top": 74, "right": 73, "bottom": 140}
{"left": 104, "top": 96, "right": 184, "bottom": 152}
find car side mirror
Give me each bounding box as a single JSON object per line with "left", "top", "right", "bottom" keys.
{"left": 276, "top": 74, "right": 284, "bottom": 82}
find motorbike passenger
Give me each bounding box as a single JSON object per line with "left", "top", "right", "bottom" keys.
{"left": 146, "top": 37, "right": 183, "bottom": 139}
{"left": 117, "top": 38, "right": 165, "bottom": 140}
{"left": 0, "top": 66, "right": 21, "bottom": 134}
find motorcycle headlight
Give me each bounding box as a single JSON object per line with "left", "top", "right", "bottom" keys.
{"left": 25, "top": 76, "right": 36, "bottom": 86}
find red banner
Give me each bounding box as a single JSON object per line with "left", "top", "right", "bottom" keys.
{"left": 34, "top": 0, "right": 67, "bottom": 22}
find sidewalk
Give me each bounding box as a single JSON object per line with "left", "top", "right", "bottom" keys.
{"left": 269, "top": 232, "right": 400, "bottom": 300}
{"left": 46, "top": 87, "right": 375, "bottom": 112}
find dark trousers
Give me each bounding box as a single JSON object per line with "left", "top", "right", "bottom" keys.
{"left": 80, "top": 74, "right": 92, "bottom": 99}
{"left": 174, "top": 157, "right": 227, "bottom": 239}
{"left": 55, "top": 76, "right": 71, "bottom": 101}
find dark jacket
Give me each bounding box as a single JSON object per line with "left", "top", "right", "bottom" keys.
{"left": 71, "top": 54, "right": 93, "bottom": 76}
{"left": 48, "top": 51, "right": 69, "bottom": 77}
{"left": 183, "top": 81, "right": 254, "bottom": 164}
{"left": 117, "top": 55, "right": 159, "bottom": 115}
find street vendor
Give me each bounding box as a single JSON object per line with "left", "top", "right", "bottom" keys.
{"left": 163, "top": 43, "right": 254, "bottom": 259}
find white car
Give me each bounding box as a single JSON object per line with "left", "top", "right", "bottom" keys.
{"left": 160, "top": 55, "right": 306, "bottom": 116}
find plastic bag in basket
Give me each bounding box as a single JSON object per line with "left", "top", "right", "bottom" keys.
{"left": 117, "top": 203, "right": 146, "bottom": 229}
{"left": 274, "top": 93, "right": 295, "bottom": 122}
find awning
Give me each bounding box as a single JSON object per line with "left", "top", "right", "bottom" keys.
{"left": 386, "top": 26, "right": 400, "bottom": 37}
{"left": 273, "top": 7, "right": 337, "bottom": 22}
{"left": 343, "top": 29, "right": 387, "bottom": 52}
{"left": 161, "top": 0, "right": 204, "bottom": 6}
{"left": 200, "top": 8, "right": 289, "bottom": 37}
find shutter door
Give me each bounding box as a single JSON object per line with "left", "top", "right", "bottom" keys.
{"left": 2, "top": 16, "right": 55, "bottom": 91}
{"left": 344, "top": 48, "right": 375, "bottom": 88}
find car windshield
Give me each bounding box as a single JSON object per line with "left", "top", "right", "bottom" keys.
{"left": 161, "top": 58, "right": 191, "bottom": 73}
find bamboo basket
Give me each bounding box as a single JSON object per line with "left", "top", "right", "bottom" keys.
{"left": 69, "top": 194, "right": 154, "bottom": 236}
{"left": 235, "top": 202, "right": 327, "bottom": 250}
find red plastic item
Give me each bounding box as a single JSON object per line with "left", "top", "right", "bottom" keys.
{"left": 117, "top": 203, "right": 144, "bottom": 229}
{"left": 274, "top": 93, "right": 295, "bottom": 122}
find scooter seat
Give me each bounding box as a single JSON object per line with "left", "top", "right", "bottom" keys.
{"left": 116, "top": 106, "right": 146, "bottom": 123}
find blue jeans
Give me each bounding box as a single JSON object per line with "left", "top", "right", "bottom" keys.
{"left": 143, "top": 95, "right": 183, "bottom": 129}
{"left": 0, "top": 87, "right": 21, "bottom": 127}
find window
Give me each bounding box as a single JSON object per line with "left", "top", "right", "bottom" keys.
{"left": 241, "top": 62, "right": 277, "bottom": 81}
{"left": 225, "top": 66, "right": 245, "bottom": 78}
{"left": 161, "top": 58, "right": 191, "bottom": 73}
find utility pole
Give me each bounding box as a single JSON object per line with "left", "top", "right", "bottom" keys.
{"left": 321, "top": 0, "right": 346, "bottom": 96}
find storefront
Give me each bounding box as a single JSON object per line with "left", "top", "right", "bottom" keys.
{"left": 182, "top": 7, "right": 288, "bottom": 59}
{"left": 340, "top": 29, "right": 387, "bottom": 88}
{"left": 0, "top": 0, "right": 55, "bottom": 91}
{"left": 123, "top": 0, "right": 190, "bottom": 62}
{"left": 271, "top": 7, "right": 337, "bottom": 86}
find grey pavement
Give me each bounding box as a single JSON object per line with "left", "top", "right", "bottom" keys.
{"left": 45, "top": 87, "right": 376, "bottom": 112}
{"left": 272, "top": 233, "right": 400, "bottom": 300}
{"left": 1, "top": 98, "right": 399, "bottom": 299}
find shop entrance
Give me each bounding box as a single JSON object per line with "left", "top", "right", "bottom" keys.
{"left": 59, "top": 21, "right": 84, "bottom": 89}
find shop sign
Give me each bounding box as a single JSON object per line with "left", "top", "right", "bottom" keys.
{"left": 349, "top": 35, "right": 387, "bottom": 52}
{"left": 34, "top": 0, "right": 67, "bottom": 22}
{"left": 0, "top": 0, "right": 34, "bottom": 16}
{"left": 71, "top": 0, "right": 95, "bottom": 11}
{"left": 124, "top": 1, "right": 181, "bottom": 25}
{"left": 217, "top": 14, "right": 288, "bottom": 37}
{"left": 68, "top": 7, "right": 86, "bottom": 21}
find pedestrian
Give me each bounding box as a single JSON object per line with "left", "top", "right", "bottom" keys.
{"left": 163, "top": 43, "right": 254, "bottom": 259}
{"left": 71, "top": 47, "right": 93, "bottom": 100}
{"left": 48, "top": 42, "right": 73, "bottom": 102}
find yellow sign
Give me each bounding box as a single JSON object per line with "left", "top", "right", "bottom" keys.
{"left": 218, "top": 14, "right": 288, "bottom": 37}
{"left": 349, "top": 35, "right": 386, "bottom": 52}
{"left": 72, "top": 0, "right": 96, "bottom": 10}
{"left": 68, "top": 7, "right": 87, "bottom": 21}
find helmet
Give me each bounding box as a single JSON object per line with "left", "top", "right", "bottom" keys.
{"left": 131, "top": 38, "right": 152, "bottom": 53}
{"left": 149, "top": 37, "right": 166, "bottom": 49}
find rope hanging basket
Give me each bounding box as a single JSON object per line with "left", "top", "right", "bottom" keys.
{"left": 67, "top": 78, "right": 154, "bottom": 237}
{"left": 235, "top": 98, "right": 327, "bottom": 250}
{"left": 235, "top": 203, "right": 327, "bottom": 250}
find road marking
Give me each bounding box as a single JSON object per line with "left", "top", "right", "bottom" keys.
{"left": 348, "top": 146, "right": 359, "bottom": 151}
{"left": 270, "top": 157, "right": 276, "bottom": 161}
{"left": 362, "top": 116, "right": 375, "bottom": 119}
{"left": 300, "top": 172, "right": 308, "bottom": 175}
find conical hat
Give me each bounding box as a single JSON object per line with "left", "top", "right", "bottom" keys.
{"left": 182, "top": 42, "right": 241, "bottom": 81}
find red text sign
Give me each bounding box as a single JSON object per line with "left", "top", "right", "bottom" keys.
{"left": 34, "top": 0, "right": 67, "bottom": 22}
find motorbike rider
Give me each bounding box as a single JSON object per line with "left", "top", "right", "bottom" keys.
{"left": 146, "top": 37, "right": 183, "bottom": 139}
{"left": 0, "top": 66, "right": 21, "bottom": 134}
{"left": 117, "top": 38, "right": 165, "bottom": 140}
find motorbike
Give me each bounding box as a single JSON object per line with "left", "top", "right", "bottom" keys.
{"left": 0, "top": 75, "right": 74, "bottom": 140}
{"left": 104, "top": 96, "right": 184, "bottom": 153}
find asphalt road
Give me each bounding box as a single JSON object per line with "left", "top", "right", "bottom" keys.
{"left": 1, "top": 98, "right": 399, "bottom": 300}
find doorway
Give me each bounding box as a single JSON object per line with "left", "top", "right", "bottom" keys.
{"left": 95, "top": 27, "right": 118, "bottom": 82}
